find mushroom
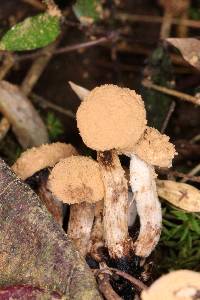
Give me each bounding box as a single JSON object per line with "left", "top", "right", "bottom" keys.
{"left": 48, "top": 155, "right": 104, "bottom": 257}
{"left": 128, "top": 127, "right": 176, "bottom": 257}
{"left": 12, "top": 142, "right": 77, "bottom": 224}
{"left": 141, "top": 270, "right": 200, "bottom": 300}
{"left": 75, "top": 84, "right": 175, "bottom": 260}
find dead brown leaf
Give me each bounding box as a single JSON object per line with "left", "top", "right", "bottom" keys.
{"left": 167, "top": 38, "right": 200, "bottom": 70}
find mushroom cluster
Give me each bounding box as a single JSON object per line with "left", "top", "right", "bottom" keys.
{"left": 12, "top": 84, "right": 176, "bottom": 268}
{"left": 75, "top": 84, "right": 176, "bottom": 260}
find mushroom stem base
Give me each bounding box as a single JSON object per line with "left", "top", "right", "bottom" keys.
{"left": 68, "top": 202, "right": 95, "bottom": 257}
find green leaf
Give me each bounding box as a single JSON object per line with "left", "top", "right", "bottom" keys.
{"left": 73, "top": 0, "right": 102, "bottom": 25}
{"left": 0, "top": 13, "right": 60, "bottom": 51}
{"left": 46, "top": 112, "right": 64, "bottom": 140}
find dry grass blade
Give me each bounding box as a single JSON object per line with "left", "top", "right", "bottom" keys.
{"left": 157, "top": 179, "right": 200, "bottom": 212}
{"left": 167, "top": 38, "right": 200, "bottom": 70}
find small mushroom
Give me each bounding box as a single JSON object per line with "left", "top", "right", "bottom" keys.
{"left": 141, "top": 270, "right": 200, "bottom": 300}
{"left": 12, "top": 142, "right": 77, "bottom": 224}
{"left": 48, "top": 155, "right": 104, "bottom": 257}
{"left": 75, "top": 84, "right": 175, "bottom": 260}
{"left": 128, "top": 127, "right": 176, "bottom": 257}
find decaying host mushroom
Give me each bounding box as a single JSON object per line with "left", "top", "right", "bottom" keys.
{"left": 48, "top": 156, "right": 104, "bottom": 256}
{"left": 12, "top": 142, "right": 77, "bottom": 224}
{"left": 74, "top": 83, "right": 175, "bottom": 260}
{"left": 141, "top": 270, "right": 200, "bottom": 300}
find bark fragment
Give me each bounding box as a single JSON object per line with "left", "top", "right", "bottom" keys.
{"left": 0, "top": 158, "right": 102, "bottom": 299}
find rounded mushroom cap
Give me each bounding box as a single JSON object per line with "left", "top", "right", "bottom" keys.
{"left": 77, "top": 84, "right": 147, "bottom": 151}
{"left": 48, "top": 156, "right": 104, "bottom": 204}
{"left": 12, "top": 143, "right": 78, "bottom": 180}
{"left": 132, "top": 127, "right": 176, "bottom": 167}
{"left": 141, "top": 270, "right": 200, "bottom": 300}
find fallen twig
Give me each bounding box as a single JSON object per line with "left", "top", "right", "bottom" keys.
{"left": 161, "top": 101, "right": 176, "bottom": 133}
{"left": 16, "top": 32, "right": 118, "bottom": 62}
{"left": 142, "top": 79, "right": 200, "bottom": 105}
{"left": 0, "top": 54, "right": 14, "bottom": 79}
{"left": 115, "top": 12, "right": 200, "bottom": 29}
{"left": 110, "top": 268, "right": 147, "bottom": 292}
{"left": 158, "top": 169, "right": 200, "bottom": 183}
{"left": 180, "top": 163, "right": 200, "bottom": 183}
{"left": 21, "top": 39, "right": 61, "bottom": 95}
{"left": 31, "top": 93, "right": 75, "bottom": 118}
{"left": 97, "top": 273, "right": 122, "bottom": 300}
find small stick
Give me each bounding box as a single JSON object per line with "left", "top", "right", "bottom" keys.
{"left": 97, "top": 273, "right": 122, "bottom": 300}
{"left": 21, "top": 40, "right": 61, "bottom": 96}
{"left": 161, "top": 101, "right": 176, "bottom": 133}
{"left": 31, "top": 93, "right": 75, "bottom": 118}
{"left": 110, "top": 268, "right": 147, "bottom": 291}
{"left": 142, "top": 79, "right": 200, "bottom": 106}
{"left": 115, "top": 12, "right": 200, "bottom": 29}
{"left": 0, "top": 54, "right": 14, "bottom": 79}
{"left": 158, "top": 169, "right": 200, "bottom": 183}
{"left": 17, "top": 34, "right": 117, "bottom": 62}
{"left": 180, "top": 163, "right": 200, "bottom": 183}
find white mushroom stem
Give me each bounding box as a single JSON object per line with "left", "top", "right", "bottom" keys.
{"left": 130, "top": 154, "right": 162, "bottom": 257}
{"left": 67, "top": 202, "right": 95, "bottom": 257}
{"left": 98, "top": 150, "right": 131, "bottom": 259}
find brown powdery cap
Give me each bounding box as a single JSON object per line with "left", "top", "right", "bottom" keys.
{"left": 133, "top": 127, "right": 176, "bottom": 167}
{"left": 12, "top": 142, "right": 78, "bottom": 180}
{"left": 77, "top": 84, "right": 147, "bottom": 151}
{"left": 141, "top": 270, "right": 200, "bottom": 300}
{"left": 48, "top": 156, "right": 104, "bottom": 204}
